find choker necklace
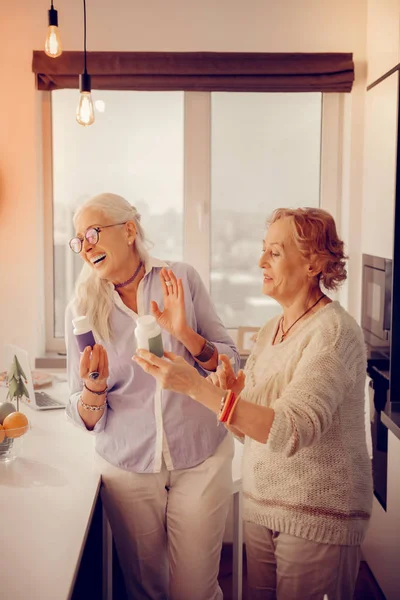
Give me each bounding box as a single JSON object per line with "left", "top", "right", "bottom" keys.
{"left": 278, "top": 293, "right": 325, "bottom": 343}
{"left": 114, "top": 261, "right": 143, "bottom": 289}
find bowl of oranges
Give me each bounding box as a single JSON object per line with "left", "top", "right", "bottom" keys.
{"left": 0, "top": 402, "right": 30, "bottom": 463}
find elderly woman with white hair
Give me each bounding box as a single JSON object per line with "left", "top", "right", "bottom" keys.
{"left": 135, "top": 207, "right": 373, "bottom": 600}
{"left": 65, "top": 192, "right": 239, "bottom": 600}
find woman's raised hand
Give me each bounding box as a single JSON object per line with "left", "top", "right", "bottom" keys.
{"left": 208, "top": 354, "right": 246, "bottom": 396}
{"left": 79, "top": 344, "right": 109, "bottom": 389}
{"left": 150, "top": 268, "right": 188, "bottom": 341}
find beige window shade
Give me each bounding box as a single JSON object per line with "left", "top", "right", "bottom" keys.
{"left": 32, "top": 51, "right": 354, "bottom": 93}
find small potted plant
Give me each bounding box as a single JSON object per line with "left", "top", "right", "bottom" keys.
{"left": 0, "top": 355, "right": 30, "bottom": 461}
{"left": 6, "top": 354, "right": 29, "bottom": 411}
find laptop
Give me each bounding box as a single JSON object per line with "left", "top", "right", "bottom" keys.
{"left": 5, "top": 345, "right": 69, "bottom": 410}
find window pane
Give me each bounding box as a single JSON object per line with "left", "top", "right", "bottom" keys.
{"left": 211, "top": 93, "right": 322, "bottom": 328}
{"left": 51, "top": 90, "right": 184, "bottom": 338}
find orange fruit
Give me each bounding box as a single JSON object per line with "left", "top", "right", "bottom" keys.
{"left": 0, "top": 424, "right": 5, "bottom": 444}
{"left": 3, "top": 412, "right": 29, "bottom": 438}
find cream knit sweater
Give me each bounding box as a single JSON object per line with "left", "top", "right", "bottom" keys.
{"left": 241, "top": 301, "right": 373, "bottom": 546}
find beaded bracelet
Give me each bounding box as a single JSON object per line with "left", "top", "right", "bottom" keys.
{"left": 84, "top": 382, "right": 108, "bottom": 396}
{"left": 79, "top": 395, "right": 107, "bottom": 412}
{"left": 217, "top": 391, "right": 229, "bottom": 426}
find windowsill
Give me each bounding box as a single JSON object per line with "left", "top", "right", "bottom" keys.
{"left": 35, "top": 353, "right": 67, "bottom": 370}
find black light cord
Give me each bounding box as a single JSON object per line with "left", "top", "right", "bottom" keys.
{"left": 83, "top": 0, "right": 87, "bottom": 75}
{"left": 48, "top": 1, "right": 58, "bottom": 28}
{"left": 78, "top": 0, "right": 91, "bottom": 94}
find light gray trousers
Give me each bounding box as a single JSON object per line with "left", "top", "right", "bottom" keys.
{"left": 244, "top": 520, "right": 361, "bottom": 600}
{"left": 97, "top": 434, "right": 234, "bottom": 600}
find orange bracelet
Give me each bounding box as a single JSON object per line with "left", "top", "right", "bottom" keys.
{"left": 218, "top": 391, "right": 236, "bottom": 423}
{"left": 226, "top": 395, "right": 240, "bottom": 425}
{"left": 218, "top": 390, "right": 230, "bottom": 422}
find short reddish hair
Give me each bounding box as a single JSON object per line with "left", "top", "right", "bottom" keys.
{"left": 267, "top": 207, "right": 347, "bottom": 290}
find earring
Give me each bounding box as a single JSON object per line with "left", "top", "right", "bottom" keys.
{"left": 128, "top": 241, "right": 132, "bottom": 245}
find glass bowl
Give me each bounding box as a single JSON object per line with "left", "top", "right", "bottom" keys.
{"left": 0, "top": 424, "right": 30, "bottom": 463}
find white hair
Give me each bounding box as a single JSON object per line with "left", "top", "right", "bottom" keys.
{"left": 71, "top": 192, "right": 152, "bottom": 342}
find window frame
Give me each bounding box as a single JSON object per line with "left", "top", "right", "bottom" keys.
{"left": 43, "top": 92, "right": 343, "bottom": 353}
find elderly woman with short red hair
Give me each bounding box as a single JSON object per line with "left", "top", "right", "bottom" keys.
{"left": 135, "top": 207, "right": 373, "bottom": 600}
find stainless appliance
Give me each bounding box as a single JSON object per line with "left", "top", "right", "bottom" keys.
{"left": 361, "top": 253, "right": 392, "bottom": 358}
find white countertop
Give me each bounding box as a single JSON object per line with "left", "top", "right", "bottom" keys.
{"left": 0, "top": 385, "right": 100, "bottom": 600}
{"left": 0, "top": 381, "right": 243, "bottom": 600}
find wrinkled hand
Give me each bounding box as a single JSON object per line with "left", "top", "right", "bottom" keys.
{"left": 79, "top": 344, "right": 109, "bottom": 390}
{"left": 207, "top": 354, "right": 246, "bottom": 396}
{"left": 133, "top": 349, "right": 201, "bottom": 397}
{"left": 150, "top": 268, "right": 188, "bottom": 341}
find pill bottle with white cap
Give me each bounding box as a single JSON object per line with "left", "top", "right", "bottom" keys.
{"left": 72, "top": 316, "right": 96, "bottom": 352}
{"left": 134, "top": 315, "right": 164, "bottom": 358}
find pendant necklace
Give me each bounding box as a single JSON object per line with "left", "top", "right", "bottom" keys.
{"left": 278, "top": 294, "right": 325, "bottom": 343}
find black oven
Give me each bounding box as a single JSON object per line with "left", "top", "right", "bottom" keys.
{"left": 367, "top": 367, "right": 389, "bottom": 510}
{"left": 362, "top": 254, "right": 393, "bottom": 511}
{"left": 361, "top": 254, "right": 392, "bottom": 358}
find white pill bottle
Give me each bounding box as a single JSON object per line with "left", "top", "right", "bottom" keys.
{"left": 134, "top": 315, "right": 164, "bottom": 358}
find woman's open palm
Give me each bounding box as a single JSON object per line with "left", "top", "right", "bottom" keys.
{"left": 151, "top": 268, "right": 188, "bottom": 340}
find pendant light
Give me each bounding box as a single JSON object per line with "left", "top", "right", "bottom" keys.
{"left": 76, "top": 0, "right": 95, "bottom": 127}
{"left": 44, "top": 2, "right": 62, "bottom": 58}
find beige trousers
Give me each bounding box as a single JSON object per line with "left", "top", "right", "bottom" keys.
{"left": 96, "top": 434, "right": 234, "bottom": 600}
{"left": 244, "top": 521, "right": 361, "bottom": 600}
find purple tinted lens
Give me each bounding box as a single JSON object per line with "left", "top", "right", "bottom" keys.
{"left": 70, "top": 238, "right": 82, "bottom": 253}
{"left": 86, "top": 228, "right": 98, "bottom": 245}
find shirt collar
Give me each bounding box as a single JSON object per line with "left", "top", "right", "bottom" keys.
{"left": 144, "top": 256, "right": 169, "bottom": 275}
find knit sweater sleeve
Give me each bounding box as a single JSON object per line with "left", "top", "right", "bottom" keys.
{"left": 266, "top": 327, "right": 364, "bottom": 457}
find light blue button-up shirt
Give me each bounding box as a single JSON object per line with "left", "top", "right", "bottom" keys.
{"left": 65, "top": 257, "right": 240, "bottom": 473}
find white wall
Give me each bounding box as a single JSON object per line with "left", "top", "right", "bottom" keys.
{"left": 363, "top": 431, "right": 400, "bottom": 599}
{"left": 362, "top": 72, "right": 398, "bottom": 259}
{"left": 0, "top": 0, "right": 367, "bottom": 367}
{"left": 340, "top": 75, "right": 368, "bottom": 320}
{"left": 361, "top": 0, "right": 399, "bottom": 264}
{"left": 367, "top": 0, "right": 400, "bottom": 85}
{"left": 360, "top": 1, "right": 400, "bottom": 595}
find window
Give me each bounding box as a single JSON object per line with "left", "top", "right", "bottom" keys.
{"left": 45, "top": 90, "right": 336, "bottom": 351}
{"left": 51, "top": 90, "right": 184, "bottom": 338}
{"left": 210, "top": 93, "right": 322, "bottom": 328}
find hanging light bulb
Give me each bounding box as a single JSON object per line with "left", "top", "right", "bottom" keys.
{"left": 76, "top": 74, "right": 95, "bottom": 126}
{"left": 44, "top": 2, "right": 62, "bottom": 58}
{"left": 76, "top": 0, "right": 95, "bottom": 127}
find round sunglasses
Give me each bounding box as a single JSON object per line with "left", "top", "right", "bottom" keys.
{"left": 69, "top": 222, "right": 127, "bottom": 254}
